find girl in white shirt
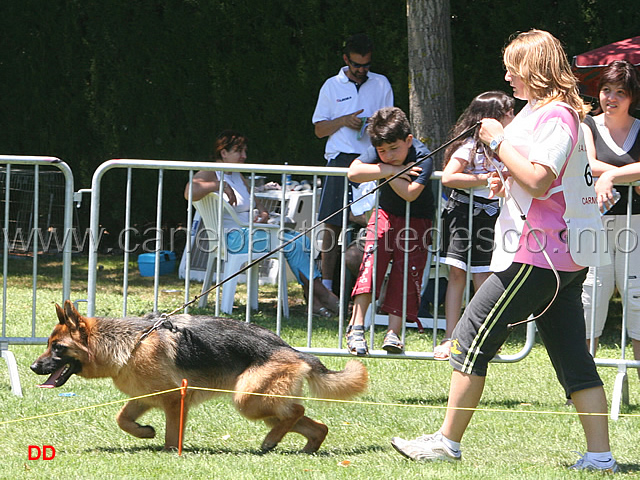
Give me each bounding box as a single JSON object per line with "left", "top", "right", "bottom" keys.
{"left": 437, "top": 91, "right": 515, "bottom": 360}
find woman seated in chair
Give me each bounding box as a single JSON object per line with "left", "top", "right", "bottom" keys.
{"left": 184, "top": 130, "right": 339, "bottom": 317}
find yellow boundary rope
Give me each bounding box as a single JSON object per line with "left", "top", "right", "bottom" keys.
{"left": 189, "top": 386, "right": 640, "bottom": 418}
{"left": 0, "top": 388, "right": 181, "bottom": 426}
{"left": 1, "top": 385, "right": 639, "bottom": 427}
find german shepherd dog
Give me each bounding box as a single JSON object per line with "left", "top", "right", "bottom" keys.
{"left": 31, "top": 301, "right": 368, "bottom": 452}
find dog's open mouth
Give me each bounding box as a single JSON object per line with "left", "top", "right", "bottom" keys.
{"left": 38, "top": 361, "right": 81, "bottom": 388}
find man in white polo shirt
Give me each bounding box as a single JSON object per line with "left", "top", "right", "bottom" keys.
{"left": 313, "top": 33, "right": 394, "bottom": 292}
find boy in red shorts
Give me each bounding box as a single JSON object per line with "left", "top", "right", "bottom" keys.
{"left": 345, "top": 107, "right": 434, "bottom": 355}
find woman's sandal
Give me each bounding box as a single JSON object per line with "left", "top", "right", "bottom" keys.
{"left": 346, "top": 325, "right": 368, "bottom": 356}
{"left": 312, "top": 306, "right": 333, "bottom": 318}
{"left": 433, "top": 338, "right": 452, "bottom": 361}
{"left": 325, "top": 300, "right": 341, "bottom": 316}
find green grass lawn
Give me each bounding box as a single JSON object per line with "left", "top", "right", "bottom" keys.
{"left": 1, "top": 256, "right": 639, "bottom": 479}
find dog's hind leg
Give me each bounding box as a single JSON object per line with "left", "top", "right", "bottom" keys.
{"left": 262, "top": 412, "right": 328, "bottom": 453}
{"left": 116, "top": 400, "right": 156, "bottom": 439}
{"left": 290, "top": 416, "right": 329, "bottom": 453}
{"left": 260, "top": 403, "right": 305, "bottom": 452}
{"left": 234, "top": 357, "right": 310, "bottom": 451}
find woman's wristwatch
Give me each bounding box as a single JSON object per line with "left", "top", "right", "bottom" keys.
{"left": 490, "top": 134, "right": 505, "bottom": 152}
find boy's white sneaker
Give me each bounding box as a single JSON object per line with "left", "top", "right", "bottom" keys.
{"left": 569, "top": 452, "right": 618, "bottom": 473}
{"left": 391, "top": 432, "right": 461, "bottom": 462}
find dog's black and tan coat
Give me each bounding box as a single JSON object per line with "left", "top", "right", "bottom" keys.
{"left": 32, "top": 301, "right": 368, "bottom": 452}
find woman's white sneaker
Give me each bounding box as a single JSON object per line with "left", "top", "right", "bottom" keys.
{"left": 391, "top": 432, "right": 461, "bottom": 462}
{"left": 570, "top": 452, "right": 618, "bottom": 473}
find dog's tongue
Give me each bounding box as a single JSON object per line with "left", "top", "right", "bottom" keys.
{"left": 37, "top": 365, "right": 67, "bottom": 388}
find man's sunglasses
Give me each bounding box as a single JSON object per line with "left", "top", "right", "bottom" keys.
{"left": 347, "top": 56, "right": 371, "bottom": 69}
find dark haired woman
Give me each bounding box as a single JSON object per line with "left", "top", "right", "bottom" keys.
{"left": 581, "top": 60, "right": 640, "bottom": 372}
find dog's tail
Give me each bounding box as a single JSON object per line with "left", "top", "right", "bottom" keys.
{"left": 304, "top": 356, "right": 368, "bottom": 400}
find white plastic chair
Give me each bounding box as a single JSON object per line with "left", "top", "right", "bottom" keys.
{"left": 192, "top": 192, "right": 289, "bottom": 316}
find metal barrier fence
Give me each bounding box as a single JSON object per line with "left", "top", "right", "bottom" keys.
{"left": 84, "top": 160, "right": 324, "bottom": 327}
{"left": 0, "top": 155, "right": 75, "bottom": 396}
{"left": 1, "top": 155, "right": 638, "bottom": 419}
{"left": 85, "top": 159, "right": 537, "bottom": 359}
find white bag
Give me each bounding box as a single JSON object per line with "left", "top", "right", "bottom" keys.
{"left": 351, "top": 181, "right": 377, "bottom": 216}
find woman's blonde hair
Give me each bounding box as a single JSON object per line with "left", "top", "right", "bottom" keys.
{"left": 503, "top": 29, "right": 589, "bottom": 119}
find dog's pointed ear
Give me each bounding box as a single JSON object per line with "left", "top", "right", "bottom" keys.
{"left": 63, "top": 300, "right": 83, "bottom": 330}
{"left": 55, "top": 303, "right": 66, "bottom": 325}
{"left": 62, "top": 300, "right": 93, "bottom": 345}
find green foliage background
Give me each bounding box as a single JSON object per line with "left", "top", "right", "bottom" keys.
{"left": 0, "top": 0, "right": 638, "bottom": 230}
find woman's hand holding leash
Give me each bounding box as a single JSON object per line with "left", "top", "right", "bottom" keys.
{"left": 479, "top": 118, "right": 505, "bottom": 147}
{"left": 479, "top": 118, "right": 508, "bottom": 199}
{"left": 486, "top": 171, "right": 506, "bottom": 199}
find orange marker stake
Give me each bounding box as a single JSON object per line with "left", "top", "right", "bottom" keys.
{"left": 178, "top": 378, "right": 188, "bottom": 456}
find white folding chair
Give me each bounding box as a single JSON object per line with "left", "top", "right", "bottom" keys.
{"left": 193, "top": 192, "right": 289, "bottom": 316}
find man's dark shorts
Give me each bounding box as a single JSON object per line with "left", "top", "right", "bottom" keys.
{"left": 318, "top": 153, "right": 359, "bottom": 227}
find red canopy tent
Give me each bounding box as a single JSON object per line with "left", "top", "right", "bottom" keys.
{"left": 572, "top": 36, "right": 640, "bottom": 98}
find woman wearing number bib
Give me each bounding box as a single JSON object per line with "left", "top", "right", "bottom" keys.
{"left": 390, "top": 29, "right": 617, "bottom": 472}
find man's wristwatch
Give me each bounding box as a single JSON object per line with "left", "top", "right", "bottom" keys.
{"left": 489, "top": 134, "right": 504, "bottom": 152}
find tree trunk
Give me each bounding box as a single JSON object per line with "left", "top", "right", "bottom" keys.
{"left": 407, "top": 0, "right": 455, "bottom": 169}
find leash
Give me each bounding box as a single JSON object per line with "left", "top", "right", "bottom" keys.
{"left": 142, "top": 119, "right": 559, "bottom": 336}
{"left": 131, "top": 122, "right": 480, "bottom": 346}
{"left": 135, "top": 313, "right": 176, "bottom": 349}
{"left": 159, "top": 121, "right": 482, "bottom": 318}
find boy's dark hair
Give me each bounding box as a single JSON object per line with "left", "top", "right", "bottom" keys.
{"left": 367, "top": 107, "right": 412, "bottom": 147}
{"left": 343, "top": 33, "right": 373, "bottom": 57}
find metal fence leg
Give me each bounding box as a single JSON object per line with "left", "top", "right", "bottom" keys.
{"left": 610, "top": 364, "right": 629, "bottom": 421}
{"left": 1, "top": 342, "right": 23, "bottom": 397}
